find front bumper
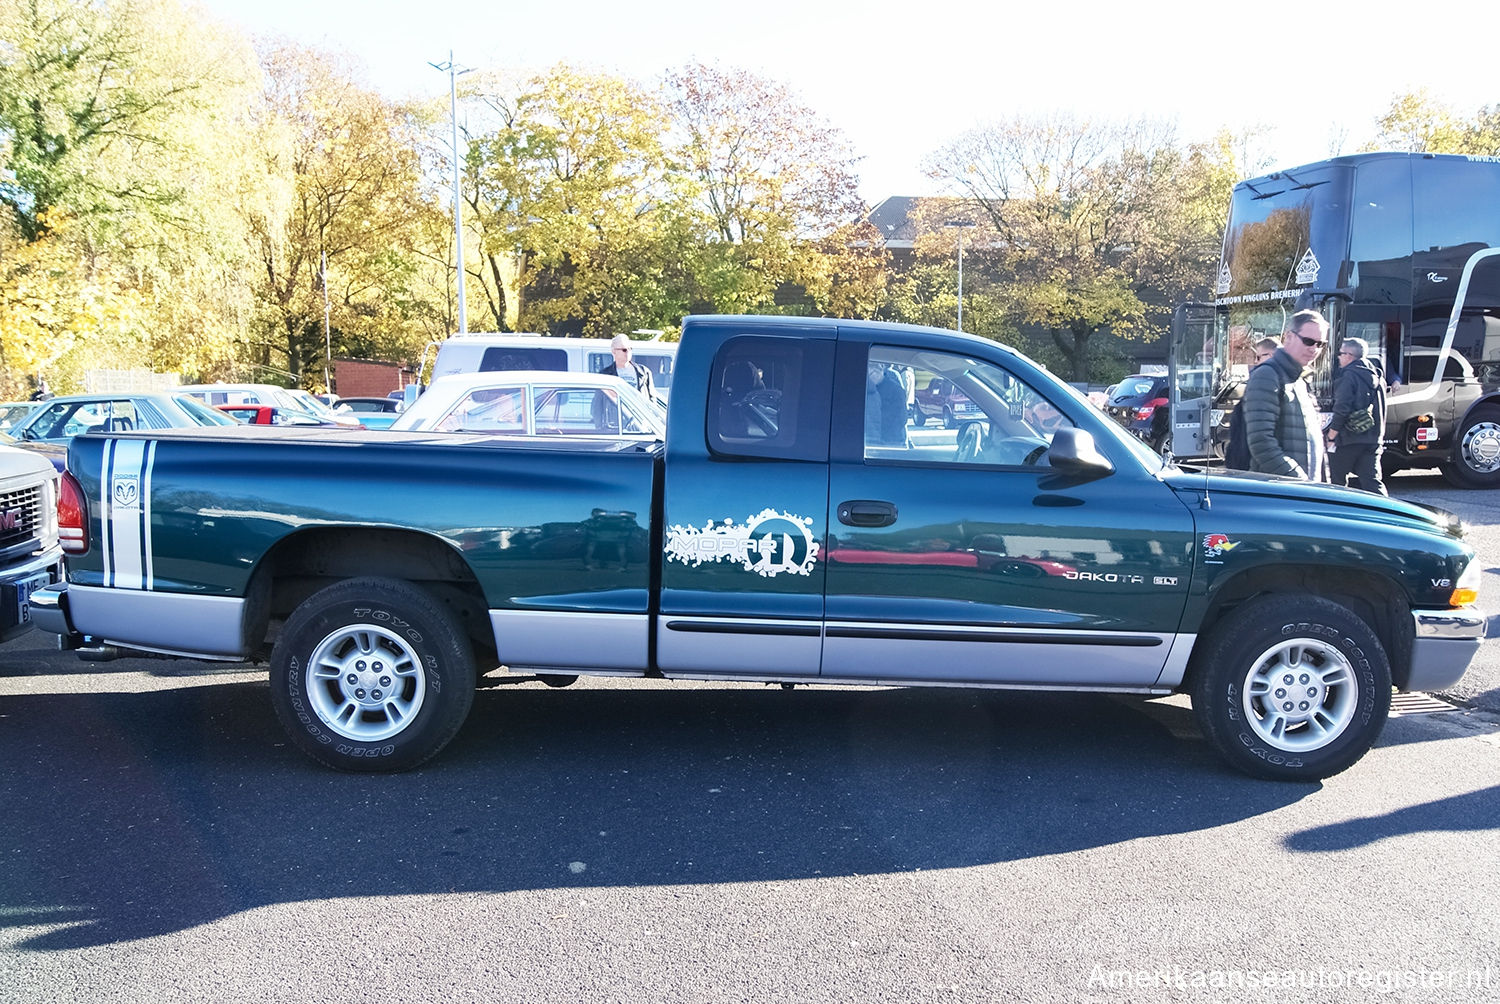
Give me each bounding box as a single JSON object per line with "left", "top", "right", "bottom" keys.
{"left": 0, "top": 546, "right": 64, "bottom": 642}
{"left": 1407, "top": 607, "right": 1487, "bottom": 692}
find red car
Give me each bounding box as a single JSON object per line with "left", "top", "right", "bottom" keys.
{"left": 216, "top": 405, "right": 346, "bottom": 427}
{"left": 911, "top": 376, "right": 982, "bottom": 429}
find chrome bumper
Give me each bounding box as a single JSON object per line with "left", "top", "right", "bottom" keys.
{"left": 1, "top": 547, "right": 63, "bottom": 642}
{"left": 29, "top": 581, "right": 77, "bottom": 639}
{"left": 1407, "top": 607, "right": 1486, "bottom": 692}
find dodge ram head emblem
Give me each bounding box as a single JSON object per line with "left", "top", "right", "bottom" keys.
{"left": 112, "top": 477, "right": 140, "bottom": 509}
{"left": 664, "top": 508, "right": 820, "bottom": 577}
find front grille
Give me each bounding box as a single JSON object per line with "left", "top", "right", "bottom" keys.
{"left": 0, "top": 484, "right": 43, "bottom": 551}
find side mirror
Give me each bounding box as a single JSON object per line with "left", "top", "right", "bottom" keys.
{"left": 1048, "top": 427, "right": 1114, "bottom": 476}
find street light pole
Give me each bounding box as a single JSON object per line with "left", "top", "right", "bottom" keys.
{"left": 430, "top": 52, "right": 473, "bottom": 334}
{"left": 321, "top": 250, "right": 332, "bottom": 392}
{"left": 944, "top": 220, "right": 976, "bottom": 332}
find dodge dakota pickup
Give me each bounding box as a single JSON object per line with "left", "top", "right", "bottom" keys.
{"left": 33, "top": 316, "right": 1486, "bottom": 780}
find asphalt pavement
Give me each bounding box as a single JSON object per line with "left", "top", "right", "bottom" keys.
{"left": 0, "top": 468, "right": 1497, "bottom": 1002}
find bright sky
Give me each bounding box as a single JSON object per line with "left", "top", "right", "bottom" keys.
{"left": 193, "top": 0, "right": 1500, "bottom": 204}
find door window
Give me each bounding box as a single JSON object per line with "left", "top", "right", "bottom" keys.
{"left": 863, "top": 346, "right": 1071, "bottom": 466}
{"left": 435, "top": 386, "right": 526, "bottom": 432}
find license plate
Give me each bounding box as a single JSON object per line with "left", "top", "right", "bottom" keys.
{"left": 14, "top": 571, "right": 50, "bottom": 626}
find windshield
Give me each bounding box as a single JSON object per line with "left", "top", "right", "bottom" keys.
{"left": 1214, "top": 164, "right": 1353, "bottom": 399}
{"left": 173, "top": 395, "right": 241, "bottom": 426}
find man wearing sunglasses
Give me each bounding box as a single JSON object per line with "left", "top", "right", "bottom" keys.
{"left": 1239, "top": 309, "right": 1329, "bottom": 481}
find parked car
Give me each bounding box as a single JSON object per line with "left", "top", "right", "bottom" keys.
{"left": 0, "top": 441, "right": 62, "bottom": 641}
{"left": 429, "top": 333, "right": 679, "bottom": 401}
{"left": 911, "top": 375, "right": 982, "bottom": 428}
{"left": 178, "top": 383, "right": 357, "bottom": 427}
{"left": 334, "top": 396, "right": 405, "bottom": 430}
{"left": 390, "top": 371, "right": 665, "bottom": 439}
{"left": 9, "top": 392, "right": 241, "bottom": 448}
{"left": 285, "top": 388, "right": 363, "bottom": 428}
{"left": 1104, "top": 374, "right": 1170, "bottom": 451}
{"left": 216, "top": 404, "right": 341, "bottom": 427}
{"left": 0, "top": 401, "right": 41, "bottom": 435}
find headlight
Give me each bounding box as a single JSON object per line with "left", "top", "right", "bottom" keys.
{"left": 1451, "top": 558, "right": 1482, "bottom": 607}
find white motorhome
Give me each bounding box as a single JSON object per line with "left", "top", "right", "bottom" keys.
{"left": 428, "top": 334, "right": 678, "bottom": 400}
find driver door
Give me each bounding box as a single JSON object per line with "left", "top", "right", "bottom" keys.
{"left": 823, "top": 337, "right": 1196, "bottom": 688}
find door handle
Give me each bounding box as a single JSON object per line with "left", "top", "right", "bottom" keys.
{"left": 837, "top": 499, "right": 898, "bottom": 527}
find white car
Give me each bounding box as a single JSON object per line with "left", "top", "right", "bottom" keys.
{"left": 390, "top": 371, "right": 665, "bottom": 439}
{"left": 0, "top": 441, "right": 62, "bottom": 641}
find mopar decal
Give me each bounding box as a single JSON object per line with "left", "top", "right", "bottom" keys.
{"left": 664, "top": 509, "right": 820, "bottom": 577}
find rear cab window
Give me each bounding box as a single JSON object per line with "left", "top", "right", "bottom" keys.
{"left": 706, "top": 336, "right": 835, "bottom": 461}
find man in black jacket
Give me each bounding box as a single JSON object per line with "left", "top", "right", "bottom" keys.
{"left": 1327, "top": 337, "right": 1388, "bottom": 494}
{"left": 1242, "top": 310, "right": 1328, "bottom": 480}
{"left": 601, "top": 334, "right": 658, "bottom": 404}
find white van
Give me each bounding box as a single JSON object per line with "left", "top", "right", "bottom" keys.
{"left": 428, "top": 334, "right": 678, "bottom": 400}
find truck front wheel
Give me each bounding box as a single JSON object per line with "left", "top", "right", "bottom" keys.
{"left": 1442, "top": 405, "right": 1500, "bottom": 488}
{"left": 1189, "top": 594, "right": 1390, "bottom": 781}
{"left": 269, "top": 577, "right": 477, "bottom": 772}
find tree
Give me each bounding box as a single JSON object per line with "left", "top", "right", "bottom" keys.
{"left": 923, "top": 115, "right": 1236, "bottom": 381}
{"left": 1368, "top": 90, "right": 1500, "bottom": 156}
{"left": 462, "top": 65, "right": 681, "bottom": 336}
{"left": 245, "top": 43, "right": 439, "bottom": 386}
{"left": 1367, "top": 89, "right": 1467, "bottom": 152}
{"left": 0, "top": 0, "right": 265, "bottom": 389}
{"left": 663, "top": 62, "right": 868, "bottom": 316}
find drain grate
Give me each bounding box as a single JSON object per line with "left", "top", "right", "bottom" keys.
{"left": 1390, "top": 692, "right": 1462, "bottom": 716}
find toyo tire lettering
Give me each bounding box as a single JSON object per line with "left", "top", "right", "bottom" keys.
{"left": 1189, "top": 594, "right": 1391, "bottom": 781}
{"left": 268, "top": 576, "right": 476, "bottom": 772}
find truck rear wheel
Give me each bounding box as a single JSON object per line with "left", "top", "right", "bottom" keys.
{"left": 1442, "top": 405, "right": 1500, "bottom": 488}
{"left": 269, "top": 576, "right": 476, "bottom": 772}
{"left": 1188, "top": 594, "right": 1390, "bottom": 781}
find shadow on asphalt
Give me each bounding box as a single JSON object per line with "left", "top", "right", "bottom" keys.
{"left": 0, "top": 680, "right": 1316, "bottom": 950}
{"left": 1285, "top": 784, "right": 1500, "bottom": 851}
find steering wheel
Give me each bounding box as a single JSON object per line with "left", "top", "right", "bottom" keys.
{"left": 954, "top": 422, "right": 985, "bottom": 462}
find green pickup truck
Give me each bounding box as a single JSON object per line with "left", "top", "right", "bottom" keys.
{"left": 33, "top": 316, "right": 1486, "bottom": 780}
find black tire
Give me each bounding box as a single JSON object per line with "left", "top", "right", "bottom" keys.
{"left": 1443, "top": 405, "right": 1500, "bottom": 488}
{"left": 538, "top": 674, "right": 578, "bottom": 688}
{"left": 943, "top": 407, "right": 957, "bottom": 430}
{"left": 1188, "top": 594, "right": 1391, "bottom": 781}
{"left": 269, "top": 576, "right": 476, "bottom": 772}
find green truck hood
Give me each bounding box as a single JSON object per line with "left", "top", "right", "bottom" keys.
{"left": 1160, "top": 467, "right": 1457, "bottom": 538}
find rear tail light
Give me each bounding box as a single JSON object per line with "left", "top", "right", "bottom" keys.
{"left": 57, "top": 471, "right": 89, "bottom": 554}
{"left": 1135, "top": 397, "right": 1168, "bottom": 421}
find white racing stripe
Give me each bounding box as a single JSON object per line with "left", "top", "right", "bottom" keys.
{"left": 103, "top": 438, "right": 153, "bottom": 589}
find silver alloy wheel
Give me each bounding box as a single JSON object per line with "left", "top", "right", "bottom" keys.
{"left": 1241, "top": 637, "right": 1357, "bottom": 751}
{"left": 306, "top": 622, "right": 427, "bottom": 741}
{"left": 1459, "top": 418, "right": 1500, "bottom": 475}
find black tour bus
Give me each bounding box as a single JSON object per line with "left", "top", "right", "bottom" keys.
{"left": 1169, "top": 152, "right": 1500, "bottom": 486}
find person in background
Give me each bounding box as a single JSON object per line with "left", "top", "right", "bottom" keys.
{"left": 601, "top": 334, "right": 658, "bottom": 404}
{"left": 1254, "top": 336, "right": 1279, "bottom": 366}
{"left": 1326, "top": 337, "right": 1388, "bottom": 495}
{"left": 1241, "top": 310, "right": 1328, "bottom": 481}
{"left": 865, "top": 360, "right": 907, "bottom": 447}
